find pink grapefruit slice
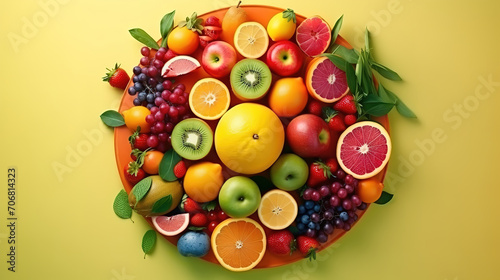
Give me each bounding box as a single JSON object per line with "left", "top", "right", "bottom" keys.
{"left": 336, "top": 121, "right": 392, "bottom": 179}
{"left": 151, "top": 213, "right": 190, "bottom": 236}
{"left": 161, "top": 55, "right": 201, "bottom": 78}
{"left": 305, "top": 56, "right": 349, "bottom": 103}
{"left": 296, "top": 16, "right": 331, "bottom": 57}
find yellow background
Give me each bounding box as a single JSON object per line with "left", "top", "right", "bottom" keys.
{"left": 1, "top": 0, "right": 499, "bottom": 279}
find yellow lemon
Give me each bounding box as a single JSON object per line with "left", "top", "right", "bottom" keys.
{"left": 214, "top": 103, "right": 285, "bottom": 174}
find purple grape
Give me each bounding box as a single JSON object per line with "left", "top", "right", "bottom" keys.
{"left": 338, "top": 188, "right": 348, "bottom": 199}
{"left": 311, "top": 213, "right": 320, "bottom": 223}
{"left": 345, "top": 184, "right": 354, "bottom": 194}
{"left": 335, "top": 169, "right": 346, "bottom": 180}
{"left": 342, "top": 199, "right": 353, "bottom": 210}
{"left": 303, "top": 188, "right": 314, "bottom": 200}
{"left": 306, "top": 228, "right": 316, "bottom": 238}
{"left": 329, "top": 196, "right": 340, "bottom": 207}
{"left": 351, "top": 195, "right": 362, "bottom": 207}
{"left": 323, "top": 209, "right": 334, "bottom": 220}
{"left": 319, "top": 185, "right": 330, "bottom": 197}
{"left": 316, "top": 231, "right": 328, "bottom": 243}
{"left": 330, "top": 182, "right": 342, "bottom": 194}
{"left": 311, "top": 191, "right": 321, "bottom": 202}
{"left": 133, "top": 66, "right": 142, "bottom": 76}
{"left": 323, "top": 222, "right": 334, "bottom": 235}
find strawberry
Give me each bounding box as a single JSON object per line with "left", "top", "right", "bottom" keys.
{"left": 163, "top": 49, "right": 177, "bottom": 62}
{"left": 307, "top": 100, "right": 323, "bottom": 116}
{"left": 324, "top": 158, "right": 339, "bottom": 174}
{"left": 344, "top": 114, "right": 357, "bottom": 126}
{"left": 333, "top": 95, "right": 357, "bottom": 114}
{"left": 307, "top": 161, "right": 332, "bottom": 187}
{"left": 267, "top": 230, "right": 296, "bottom": 255}
{"left": 327, "top": 113, "right": 346, "bottom": 132}
{"left": 203, "top": 25, "right": 222, "bottom": 40}
{"left": 128, "top": 127, "right": 149, "bottom": 151}
{"left": 173, "top": 160, "right": 187, "bottom": 178}
{"left": 204, "top": 16, "right": 221, "bottom": 27}
{"left": 123, "top": 161, "right": 146, "bottom": 185}
{"left": 190, "top": 212, "right": 208, "bottom": 227}
{"left": 297, "top": 236, "right": 320, "bottom": 261}
{"left": 181, "top": 195, "right": 203, "bottom": 214}
{"left": 102, "top": 63, "right": 130, "bottom": 90}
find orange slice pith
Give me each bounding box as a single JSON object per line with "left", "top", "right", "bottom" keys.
{"left": 188, "top": 78, "right": 230, "bottom": 120}
{"left": 211, "top": 218, "right": 266, "bottom": 272}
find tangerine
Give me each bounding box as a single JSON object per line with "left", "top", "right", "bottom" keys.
{"left": 268, "top": 77, "right": 308, "bottom": 117}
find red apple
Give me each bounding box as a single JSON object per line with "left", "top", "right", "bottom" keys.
{"left": 286, "top": 114, "right": 336, "bottom": 158}
{"left": 266, "top": 40, "right": 303, "bottom": 76}
{"left": 201, "top": 41, "right": 237, "bottom": 78}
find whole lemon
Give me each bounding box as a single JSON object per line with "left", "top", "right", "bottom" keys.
{"left": 122, "top": 106, "right": 151, "bottom": 133}
{"left": 214, "top": 103, "right": 285, "bottom": 174}
{"left": 183, "top": 162, "right": 224, "bottom": 203}
{"left": 267, "top": 9, "right": 297, "bottom": 41}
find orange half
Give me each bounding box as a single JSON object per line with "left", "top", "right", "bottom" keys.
{"left": 188, "top": 78, "right": 230, "bottom": 120}
{"left": 211, "top": 218, "right": 266, "bottom": 272}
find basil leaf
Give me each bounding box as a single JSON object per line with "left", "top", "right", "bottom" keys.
{"left": 160, "top": 11, "right": 175, "bottom": 48}
{"left": 129, "top": 28, "right": 159, "bottom": 50}
{"left": 371, "top": 61, "right": 402, "bottom": 81}
{"left": 360, "top": 94, "right": 395, "bottom": 117}
{"left": 374, "top": 191, "right": 394, "bottom": 205}
{"left": 159, "top": 149, "right": 181, "bottom": 181}
{"left": 131, "top": 177, "right": 152, "bottom": 207}
{"left": 333, "top": 45, "right": 359, "bottom": 64}
{"left": 113, "top": 189, "right": 133, "bottom": 220}
{"left": 377, "top": 83, "right": 395, "bottom": 103}
{"left": 151, "top": 195, "right": 172, "bottom": 214}
{"left": 385, "top": 87, "right": 417, "bottom": 118}
{"left": 142, "top": 229, "right": 156, "bottom": 258}
{"left": 364, "top": 28, "right": 371, "bottom": 54}
{"left": 345, "top": 63, "right": 357, "bottom": 94}
{"left": 321, "top": 53, "right": 347, "bottom": 72}
{"left": 328, "top": 15, "right": 343, "bottom": 52}
{"left": 100, "top": 110, "right": 125, "bottom": 127}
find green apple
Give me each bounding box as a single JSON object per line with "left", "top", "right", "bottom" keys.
{"left": 270, "top": 153, "right": 309, "bottom": 191}
{"left": 218, "top": 176, "right": 261, "bottom": 218}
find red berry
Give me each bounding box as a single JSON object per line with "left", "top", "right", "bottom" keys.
{"left": 173, "top": 160, "right": 187, "bottom": 178}
{"left": 207, "top": 210, "right": 218, "bottom": 221}
{"left": 123, "top": 162, "right": 146, "bottom": 185}
{"left": 217, "top": 210, "right": 229, "bottom": 221}
{"left": 204, "top": 16, "right": 221, "bottom": 27}
{"left": 333, "top": 95, "right": 357, "bottom": 114}
{"left": 267, "top": 230, "right": 296, "bottom": 255}
{"left": 203, "top": 26, "right": 222, "bottom": 40}
{"left": 182, "top": 196, "right": 203, "bottom": 213}
{"left": 207, "top": 221, "right": 219, "bottom": 234}
{"left": 327, "top": 114, "right": 346, "bottom": 132}
{"left": 344, "top": 114, "right": 357, "bottom": 126}
{"left": 190, "top": 212, "right": 208, "bottom": 227}
{"left": 307, "top": 100, "right": 323, "bottom": 116}
{"left": 297, "top": 236, "right": 320, "bottom": 260}
{"left": 102, "top": 63, "right": 130, "bottom": 90}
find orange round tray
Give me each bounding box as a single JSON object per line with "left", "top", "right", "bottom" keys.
{"left": 114, "top": 5, "right": 389, "bottom": 269}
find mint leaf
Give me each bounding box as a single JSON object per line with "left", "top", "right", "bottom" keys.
{"left": 321, "top": 53, "right": 347, "bottom": 72}
{"left": 100, "top": 110, "right": 124, "bottom": 127}
{"left": 384, "top": 87, "right": 417, "bottom": 118}
{"left": 159, "top": 149, "right": 181, "bottom": 182}
{"left": 345, "top": 63, "right": 357, "bottom": 94}
{"left": 328, "top": 14, "right": 343, "bottom": 52}
{"left": 160, "top": 11, "right": 175, "bottom": 48}
{"left": 151, "top": 195, "right": 172, "bottom": 214}
{"left": 131, "top": 177, "right": 152, "bottom": 207}
{"left": 113, "top": 189, "right": 133, "bottom": 220}
{"left": 360, "top": 94, "right": 395, "bottom": 117}
{"left": 333, "top": 45, "right": 359, "bottom": 64}
{"left": 371, "top": 61, "right": 402, "bottom": 81}
{"left": 375, "top": 191, "right": 394, "bottom": 205}
{"left": 142, "top": 229, "right": 156, "bottom": 258}
{"left": 129, "top": 28, "right": 159, "bottom": 49}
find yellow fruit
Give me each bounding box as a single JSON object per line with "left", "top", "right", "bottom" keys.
{"left": 211, "top": 218, "right": 266, "bottom": 271}
{"left": 214, "top": 103, "right": 285, "bottom": 174}
{"left": 267, "top": 9, "right": 297, "bottom": 41}
{"left": 188, "top": 78, "right": 231, "bottom": 120}
{"left": 122, "top": 106, "right": 151, "bottom": 133}
{"left": 220, "top": 1, "right": 248, "bottom": 45}
{"left": 257, "top": 189, "right": 298, "bottom": 230}
{"left": 234, "top": 22, "right": 269, "bottom": 58}
{"left": 182, "top": 162, "right": 224, "bottom": 203}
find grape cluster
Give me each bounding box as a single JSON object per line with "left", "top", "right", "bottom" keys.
{"left": 127, "top": 46, "right": 192, "bottom": 151}
{"left": 297, "top": 169, "right": 368, "bottom": 243}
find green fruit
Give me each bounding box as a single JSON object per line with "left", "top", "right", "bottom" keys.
{"left": 270, "top": 153, "right": 309, "bottom": 191}
{"left": 218, "top": 176, "right": 261, "bottom": 218}
{"left": 230, "top": 58, "right": 272, "bottom": 101}
{"left": 128, "top": 175, "right": 183, "bottom": 217}
{"left": 171, "top": 118, "right": 213, "bottom": 161}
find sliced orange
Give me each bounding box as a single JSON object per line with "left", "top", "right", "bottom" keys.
{"left": 234, "top": 22, "right": 269, "bottom": 58}
{"left": 211, "top": 218, "right": 266, "bottom": 272}
{"left": 258, "top": 189, "right": 298, "bottom": 230}
{"left": 188, "top": 78, "right": 230, "bottom": 120}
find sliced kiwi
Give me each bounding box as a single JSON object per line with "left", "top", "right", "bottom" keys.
{"left": 230, "top": 58, "right": 272, "bottom": 101}
{"left": 171, "top": 118, "right": 213, "bottom": 160}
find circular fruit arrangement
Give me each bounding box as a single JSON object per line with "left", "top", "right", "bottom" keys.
{"left": 105, "top": 3, "right": 410, "bottom": 272}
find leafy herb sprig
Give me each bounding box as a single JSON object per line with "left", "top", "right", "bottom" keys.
{"left": 129, "top": 10, "right": 176, "bottom": 49}
{"left": 323, "top": 16, "right": 416, "bottom": 119}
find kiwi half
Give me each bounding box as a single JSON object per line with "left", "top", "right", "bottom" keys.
{"left": 171, "top": 118, "right": 213, "bottom": 160}
{"left": 230, "top": 58, "right": 272, "bottom": 101}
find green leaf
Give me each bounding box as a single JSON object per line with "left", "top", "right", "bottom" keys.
{"left": 100, "top": 110, "right": 125, "bottom": 127}
{"left": 345, "top": 63, "right": 357, "bottom": 94}
{"left": 321, "top": 53, "right": 347, "bottom": 72}
{"left": 374, "top": 191, "right": 394, "bottom": 205}
{"left": 384, "top": 87, "right": 417, "bottom": 118}
{"left": 160, "top": 11, "right": 175, "bottom": 48}
{"left": 129, "top": 28, "right": 159, "bottom": 49}
{"left": 364, "top": 28, "right": 371, "bottom": 54}
{"left": 333, "top": 45, "right": 359, "bottom": 64}
{"left": 151, "top": 195, "right": 172, "bottom": 214}
{"left": 158, "top": 149, "right": 181, "bottom": 181}
{"left": 142, "top": 229, "right": 156, "bottom": 258}
{"left": 282, "top": 8, "right": 296, "bottom": 23}
{"left": 371, "top": 61, "right": 402, "bottom": 81}
{"left": 131, "top": 177, "right": 152, "bottom": 207}
{"left": 360, "top": 94, "right": 395, "bottom": 117}
{"left": 328, "top": 15, "right": 343, "bottom": 52}
{"left": 113, "top": 189, "right": 133, "bottom": 220}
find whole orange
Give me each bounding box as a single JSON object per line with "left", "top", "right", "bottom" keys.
{"left": 122, "top": 106, "right": 151, "bottom": 133}
{"left": 167, "top": 26, "right": 199, "bottom": 55}
{"left": 142, "top": 150, "right": 164, "bottom": 175}
{"left": 357, "top": 177, "right": 384, "bottom": 203}
{"left": 268, "top": 77, "right": 308, "bottom": 117}
{"left": 182, "top": 162, "right": 224, "bottom": 203}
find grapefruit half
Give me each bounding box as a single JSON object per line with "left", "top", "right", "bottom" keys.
{"left": 151, "top": 213, "right": 190, "bottom": 236}
{"left": 296, "top": 16, "right": 331, "bottom": 57}
{"left": 305, "top": 56, "right": 349, "bottom": 103}
{"left": 161, "top": 55, "right": 201, "bottom": 78}
{"left": 336, "top": 121, "right": 391, "bottom": 179}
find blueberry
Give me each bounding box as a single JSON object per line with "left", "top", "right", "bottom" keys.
{"left": 305, "top": 200, "right": 315, "bottom": 210}
{"left": 340, "top": 211, "right": 349, "bottom": 221}
{"left": 177, "top": 231, "right": 210, "bottom": 257}
{"left": 307, "top": 209, "right": 315, "bottom": 215}
{"left": 298, "top": 205, "right": 306, "bottom": 215}
{"left": 307, "top": 221, "right": 316, "bottom": 229}
{"left": 301, "top": 214, "right": 310, "bottom": 224}
{"left": 314, "top": 204, "right": 321, "bottom": 212}
{"left": 297, "top": 223, "right": 306, "bottom": 232}
{"left": 336, "top": 206, "right": 344, "bottom": 212}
